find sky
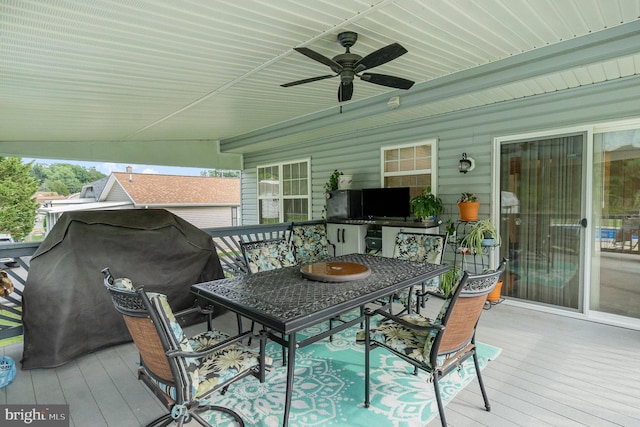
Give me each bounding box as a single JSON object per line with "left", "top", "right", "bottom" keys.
{"left": 22, "top": 158, "right": 205, "bottom": 176}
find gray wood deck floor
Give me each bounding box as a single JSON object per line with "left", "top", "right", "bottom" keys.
{"left": 2, "top": 302, "right": 639, "bottom": 427}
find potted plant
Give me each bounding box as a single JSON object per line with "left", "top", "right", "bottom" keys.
{"left": 410, "top": 187, "right": 444, "bottom": 222}
{"left": 486, "top": 278, "right": 504, "bottom": 304}
{"left": 444, "top": 219, "right": 456, "bottom": 238}
{"left": 324, "top": 169, "right": 343, "bottom": 193}
{"left": 338, "top": 174, "right": 353, "bottom": 190}
{"left": 460, "top": 218, "right": 500, "bottom": 255}
{"left": 457, "top": 192, "right": 479, "bottom": 221}
{"left": 439, "top": 265, "right": 462, "bottom": 297}
{"left": 322, "top": 169, "right": 344, "bottom": 219}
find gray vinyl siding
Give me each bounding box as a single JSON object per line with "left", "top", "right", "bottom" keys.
{"left": 241, "top": 74, "right": 640, "bottom": 225}
{"left": 160, "top": 206, "right": 236, "bottom": 229}
{"left": 103, "top": 183, "right": 130, "bottom": 202}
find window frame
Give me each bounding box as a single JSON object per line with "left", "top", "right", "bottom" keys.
{"left": 380, "top": 139, "right": 438, "bottom": 194}
{"left": 256, "top": 158, "right": 311, "bottom": 223}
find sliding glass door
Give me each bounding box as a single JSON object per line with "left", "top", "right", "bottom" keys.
{"left": 591, "top": 126, "right": 640, "bottom": 320}
{"left": 499, "top": 133, "right": 585, "bottom": 310}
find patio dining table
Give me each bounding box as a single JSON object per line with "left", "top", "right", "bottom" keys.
{"left": 191, "top": 252, "right": 448, "bottom": 427}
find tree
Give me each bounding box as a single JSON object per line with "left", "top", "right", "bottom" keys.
{"left": 44, "top": 163, "right": 83, "bottom": 194}
{"left": 50, "top": 180, "right": 70, "bottom": 196}
{"left": 0, "top": 157, "right": 39, "bottom": 241}
{"left": 200, "top": 169, "right": 240, "bottom": 178}
{"left": 29, "top": 161, "right": 107, "bottom": 194}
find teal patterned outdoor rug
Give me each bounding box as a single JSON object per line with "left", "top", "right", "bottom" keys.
{"left": 203, "top": 311, "right": 501, "bottom": 427}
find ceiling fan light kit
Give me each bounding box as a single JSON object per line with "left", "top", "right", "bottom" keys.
{"left": 282, "top": 31, "right": 415, "bottom": 102}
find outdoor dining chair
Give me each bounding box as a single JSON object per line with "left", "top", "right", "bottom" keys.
{"left": 101, "top": 268, "right": 270, "bottom": 427}
{"left": 240, "top": 237, "right": 297, "bottom": 350}
{"left": 391, "top": 232, "right": 448, "bottom": 314}
{"left": 290, "top": 220, "right": 335, "bottom": 264}
{"left": 358, "top": 258, "right": 507, "bottom": 426}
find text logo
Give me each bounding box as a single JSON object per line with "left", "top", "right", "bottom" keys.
{"left": 0, "top": 405, "right": 69, "bottom": 426}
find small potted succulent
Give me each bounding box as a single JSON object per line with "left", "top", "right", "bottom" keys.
{"left": 457, "top": 192, "right": 479, "bottom": 221}
{"left": 410, "top": 186, "right": 444, "bottom": 222}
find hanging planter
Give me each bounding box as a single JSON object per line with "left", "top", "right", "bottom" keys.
{"left": 457, "top": 192, "right": 479, "bottom": 221}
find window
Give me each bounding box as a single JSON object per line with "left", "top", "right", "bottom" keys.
{"left": 381, "top": 139, "right": 436, "bottom": 198}
{"left": 257, "top": 159, "right": 310, "bottom": 223}
{"left": 231, "top": 207, "right": 238, "bottom": 226}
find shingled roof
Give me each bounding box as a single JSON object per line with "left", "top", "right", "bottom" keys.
{"left": 109, "top": 172, "right": 240, "bottom": 205}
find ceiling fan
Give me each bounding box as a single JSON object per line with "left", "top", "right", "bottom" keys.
{"left": 281, "top": 31, "right": 415, "bottom": 102}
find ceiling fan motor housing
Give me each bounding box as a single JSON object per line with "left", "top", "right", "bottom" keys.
{"left": 332, "top": 52, "right": 361, "bottom": 84}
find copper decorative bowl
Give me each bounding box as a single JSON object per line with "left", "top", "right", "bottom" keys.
{"left": 300, "top": 261, "right": 371, "bottom": 282}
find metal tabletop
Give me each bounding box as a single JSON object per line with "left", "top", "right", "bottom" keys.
{"left": 192, "top": 253, "right": 448, "bottom": 335}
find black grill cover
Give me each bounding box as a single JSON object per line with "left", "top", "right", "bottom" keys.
{"left": 21, "top": 209, "right": 223, "bottom": 369}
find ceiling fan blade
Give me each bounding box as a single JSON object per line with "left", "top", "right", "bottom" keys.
{"left": 281, "top": 74, "right": 336, "bottom": 87}
{"left": 338, "top": 82, "right": 353, "bottom": 102}
{"left": 354, "top": 43, "right": 407, "bottom": 72}
{"left": 360, "top": 73, "right": 414, "bottom": 90}
{"left": 294, "top": 47, "right": 343, "bottom": 73}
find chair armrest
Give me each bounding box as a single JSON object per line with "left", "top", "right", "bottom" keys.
{"left": 174, "top": 304, "right": 213, "bottom": 318}
{"left": 175, "top": 302, "right": 215, "bottom": 331}
{"left": 372, "top": 308, "right": 444, "bottom": 332}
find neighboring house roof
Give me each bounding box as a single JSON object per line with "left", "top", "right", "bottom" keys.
{"left": 80, "top": 177, "right": 109, "bottom": 199}
{"left": 34, "top": 192, "right": 67, "bottom": 205}
{"left": 104, "top": 173, "right": 240, "bottom": 206}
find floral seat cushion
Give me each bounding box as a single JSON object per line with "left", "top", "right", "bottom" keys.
{"left": 357, "top": 284, "right": 458, "bottom": 370}
{"left": 146, "top": 294, "right": 271, "bottom": 400}
{"left": 393, "top": 233, "right": 446, "bottom": 307}
{"left": 357, "top": 310, "right": 451, "bottom": 369}
{"left": 112, "top": 277, "right": 134, "bottom": 291}
{"left": 291, "top": 224, "right": 329, "bottom": 263}
{"left": 242, "top": 238, "right": 297, "bottom": 273}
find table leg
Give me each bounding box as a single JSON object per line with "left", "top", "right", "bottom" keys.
{"left": 259, "top": 329, "right": 267, "bottom": 383}
{"left": 282, "top": 333, "right": 296, "bottom": 427}
{"left": 364, "top": 308, "right": 371, "bottom": 408}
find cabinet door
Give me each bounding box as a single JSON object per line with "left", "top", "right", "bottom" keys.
{"left": 340, "top": 224, "right": 367, "bottom": 255}
{"left": 326, "top": 223, "right": 342, "bottom": 254}
{"left": 327, "top": 224, "right": 367, "bottom": 256}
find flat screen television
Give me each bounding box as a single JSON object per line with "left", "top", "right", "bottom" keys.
{"left": 361, "top": 187, "right": 411, "bottom": 219}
